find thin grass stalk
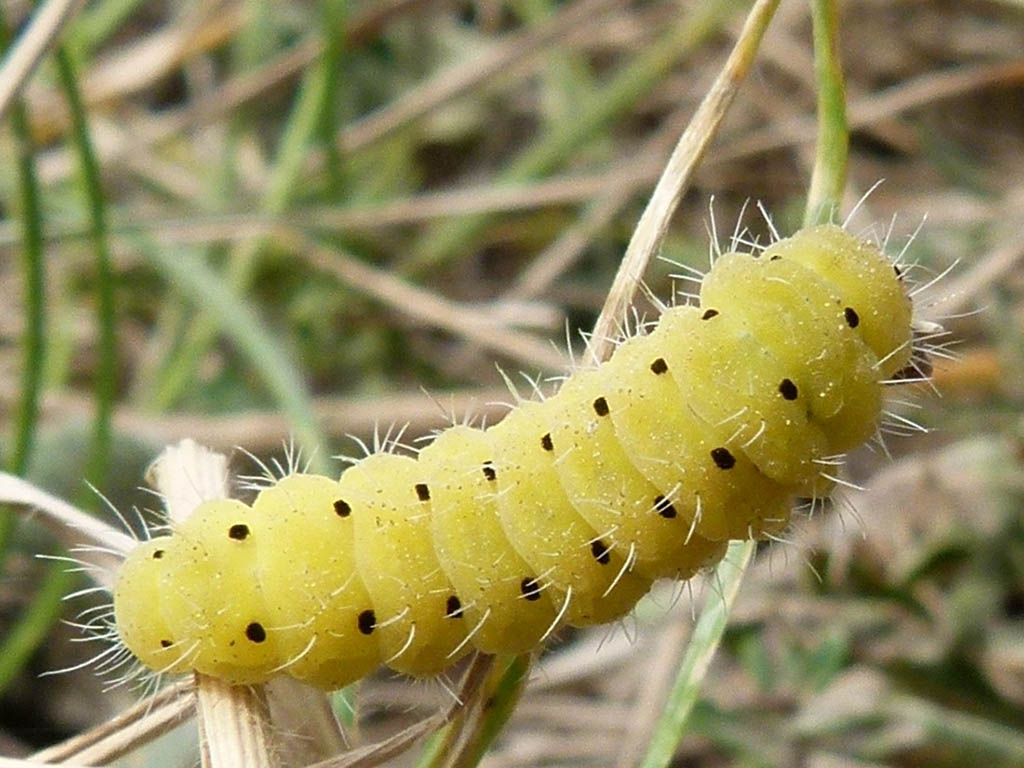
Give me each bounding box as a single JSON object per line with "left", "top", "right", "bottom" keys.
{"left": 414, "top": 720, "right": 461, "bottom": 768}
{"left": 0, "top": 3, "right": 53, "bottom": 697}
{"left": 412, "top": 654, "right": 530, "bottom": 768}
{"left": 30, "top": 679, "right": 196, "bottom": 764}
{"left": 803, "top": 0, "right": 847, "bottom": 225}
{"left": 54, "top": 47, "right": 116, "bottom": 494}
{"left": 587, "top": 0, "right": 782, "bottom": 361}
{"left": 442, "top": 654, "right": 531, "bottom": 768}
{"left": 0, "top": 36, "right": 117, "bottom": 701}
{"left": 308, "top": 654, "right": 496, "bottom": 768}
{"left": 0, "top": 6, "right": 45, "bottom": 561}
{"left": 0, "top": 45, "right": 124, "bottom": 700}
{"left": 637, "top": 540, "right": 755, "bottom": 768}
{"left": 318, "top": 0, "right": 350, "bottom": 198}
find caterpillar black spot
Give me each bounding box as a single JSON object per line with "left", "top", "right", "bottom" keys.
{"left": 112, "top": 223, "right": 919, "bottom": 689}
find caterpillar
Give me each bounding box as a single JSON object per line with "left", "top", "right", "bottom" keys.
{"left": 112, "top": 222, "right": 921, "bottom": 690}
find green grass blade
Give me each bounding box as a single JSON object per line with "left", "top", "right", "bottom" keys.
{"left": 0, "top": 5, "right": 77, "bottom": 705}
{"left": 0, "top": 6, "right": 46, "bottom": 565}
{"left": 448, "top": 654, "right": 532, "bottom": 768}
{"left": 4, "top": 97, "right": 45, "bottom": 480}
{"left": 54, "top": 47, "right": 116, "bottom": 493}
{"left": 638, "top": 540, "right": 756, "bottom": 768}
{"left": 804, "top": 0, "right": 848, "bottom": 226}
{"left": 414, "top": 654, "right": 532, "bottom": 768}
{"left": 317, "top": 0, "right": 350, "bottom": 198}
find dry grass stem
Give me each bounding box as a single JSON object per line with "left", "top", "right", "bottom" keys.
{"left": 507, "top": 106, "right": 693, "bottom": 301}
{"left": 15, "top": 388, "right": 516, "bottom": 453}
{"left": 77, "top": 4, "right": 244, "bottom": 107}
{"left": 588, "top": 0, "right": 781, "bottom": 361}
{"left": 309, "top": 653, "right": 495, "bottom": 768}
{"left": 30, "top": 679, "right": 195, "bottom": 765}
{"left": 714, "top": 57, "right": 1024, "bottom": 165}
{"left": 265, "top": 678, "right": 350, "bottom": 766}
{"left": 0, "top": 471, "right": 134, "bottom": 574}
{"left": 0, "top": 164, "right": 662, "bottom": 246}
{"left": 195, "top": 675, "right": 279, "bottom": 768}
{"left": 0, "top": 0, "right": 84, "bottom": 123}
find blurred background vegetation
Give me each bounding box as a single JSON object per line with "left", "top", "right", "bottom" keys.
{"left": 1, "top": 0, "right": 1023, "bottom": 766}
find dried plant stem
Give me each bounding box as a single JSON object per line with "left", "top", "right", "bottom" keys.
{"left": 441, "top": 655, "right": 531, "bottom": 768}
{"left": 15, "top": 387, "right": 516, "bottom": 453}
{"left": 587, "top": 0, "right": 782, "bottom": 363}
{"left": 0, "top": 471, "right": 134, "bottom": 566}
{"left": 0, "top": 0, "right": 85, "bottom": 123}
{"left": 310, "top": 654, "right": 496, "bottom": 768}
{"left": 196, "top": 675, "right": 280, "bottom": 768}
{"left": 287, "top": 230, "right": 566, "bottom": 371}
{"left": 336, "top": 0, "right": 622, "bottom": 152}
{"left": 31, "top": 680, "right": 195, "bottom": 765}
{"left": 507, "top": 106, "right": 693, "bottom": 302}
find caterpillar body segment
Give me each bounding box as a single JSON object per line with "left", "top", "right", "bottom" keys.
{"left": 699, "top": 251, "right": 883, "bottom": 453}
{"left": 110, "top": 539, "right": 191, "bottom": 677}
{"left": 486, "top": 398, "right": 655, "bottom": 627}
{"left": 653, "top": 306, "right": 830, "bottom": 485}
{"left": 162, "top": 500, "right": 281, "bottom": 684}
{"left": 253, "top": 473, "right": 381, "bottom": 688}
{"left": 762, "top": 225, "right": 913, "bottom": 380}
{"left": 343, "top": 452, "right": 475, "bottom": 676}
{"left": 596, "top": 328, "right": 794, "bottom": 541}
{"left": 113, "top": 223, "right": 920, "bottom": 689}
{"left": 546, "top": 368, "right": 725, "bottom": 582}
{"left": 419, "top": 426, "right": 561, "bottom": 656}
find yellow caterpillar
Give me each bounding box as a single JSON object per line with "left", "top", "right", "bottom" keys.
{"left": 113, "top": 223, "right": 918, "bottom": 689}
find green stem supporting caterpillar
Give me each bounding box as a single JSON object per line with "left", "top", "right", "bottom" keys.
{"left": 113, "top": 223, "right": 916, "bottom": 690}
